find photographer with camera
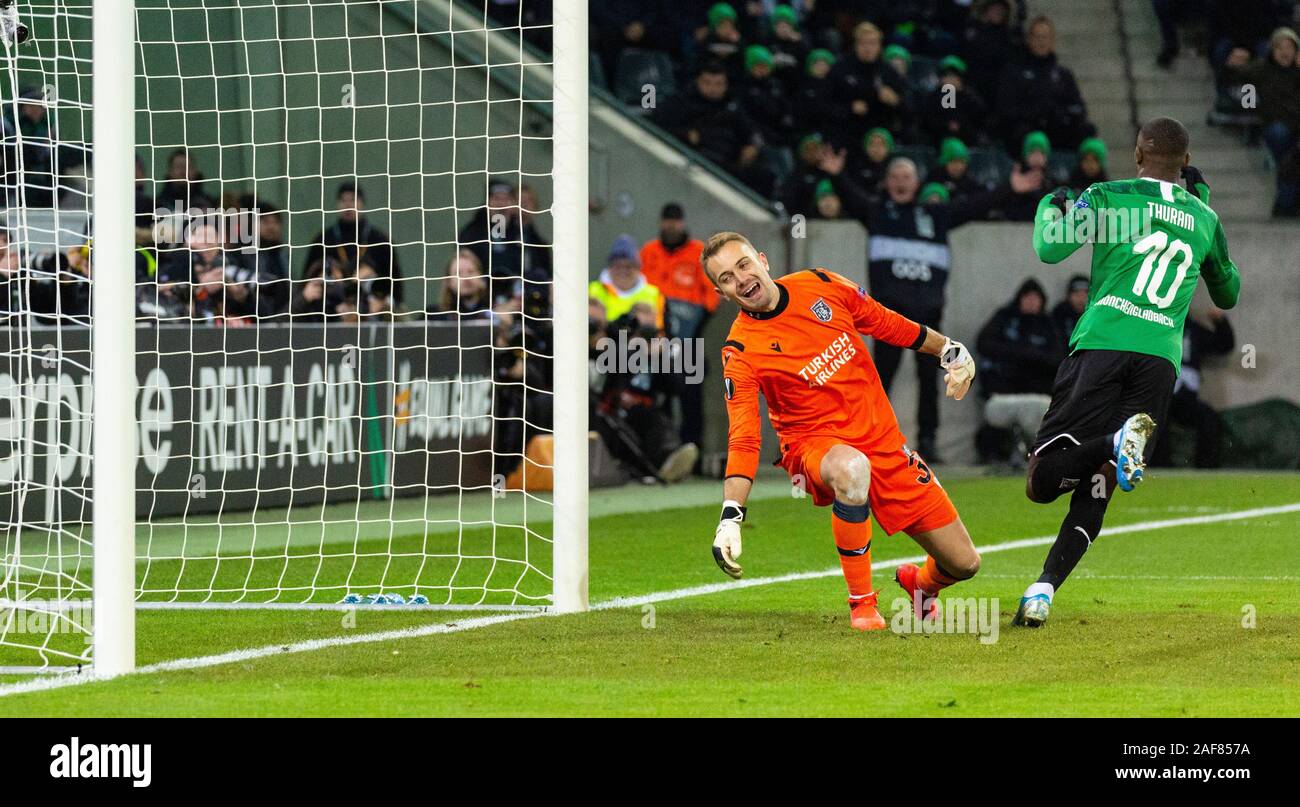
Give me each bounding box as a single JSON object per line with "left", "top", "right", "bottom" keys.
{"left": 588, "top": 236, "right": 697, "bottom": 483}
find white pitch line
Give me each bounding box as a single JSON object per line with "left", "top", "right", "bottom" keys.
{"left": 1, "top": 501, "right": 1297, "bottom": 699}
{"left": 0, "top": 611, "right": 540, "bottom": 698}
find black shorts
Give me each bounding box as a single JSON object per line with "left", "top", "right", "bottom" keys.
{"left": 1031, "top": 349, "right": 1177, "bottom": 458}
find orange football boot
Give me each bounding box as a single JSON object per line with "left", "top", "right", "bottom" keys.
{"left": 894, "top": 562, "right": 939, "bottom": 621}
{"left": 848, "top": 592, "right": 887, "bottom": 631}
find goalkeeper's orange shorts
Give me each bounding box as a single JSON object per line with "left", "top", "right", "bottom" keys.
{"left": 779, "top": 436, "right": 958, "bottom": 536}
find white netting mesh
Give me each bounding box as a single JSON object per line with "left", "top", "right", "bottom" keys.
{"left": 1, "top": 0, "right": 559, "bottom": 672}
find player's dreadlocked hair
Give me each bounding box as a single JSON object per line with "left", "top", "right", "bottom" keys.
{"left": 1138, "top": 117, "right": 1190, "bottom": 170}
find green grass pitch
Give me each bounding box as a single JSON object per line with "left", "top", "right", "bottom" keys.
{"left": 1, "top": 470, "right": 1298, "bottom": 716}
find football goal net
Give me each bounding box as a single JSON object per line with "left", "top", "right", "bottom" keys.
{"left": 0, "top": 0, "right": 587, "bottom": 677}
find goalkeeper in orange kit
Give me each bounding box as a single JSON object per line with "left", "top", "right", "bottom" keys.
{"left": 702, "top": 231, "right": 981, "bottom": 630}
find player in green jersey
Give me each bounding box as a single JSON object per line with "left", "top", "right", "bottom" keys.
{"left": 1013, "top": 117, "right": 1241, "bottom": 627}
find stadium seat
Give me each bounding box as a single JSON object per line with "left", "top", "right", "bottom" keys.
{"left": 613, "top": 48, "right": 675, "bottom": 107}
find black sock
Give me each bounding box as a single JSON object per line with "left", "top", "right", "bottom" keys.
{"left": 1037, "top": 476, "right": 1114, "bottom": 590}
{"left": 1027, "top": 435, "right": 1114, "bottom": 503}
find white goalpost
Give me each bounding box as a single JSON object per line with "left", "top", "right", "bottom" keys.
{"left": 91, "top": 0, "right": 139, "bottom": 678}
{"left": 0, "top": 0, "right": 588, "bottom": 677}
{"left": 550, "top": 0, "right": 588, "bottom": 614}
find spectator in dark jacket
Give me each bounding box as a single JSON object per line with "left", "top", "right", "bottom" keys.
{"left": 778, "top": 133, "right": 829, "bottom": 215}
{"left": 812, "top": 178, "right": 845, "bottom": 219}
{"left": 830, "top": 21, "right": 908, "bottom": 142}
{"left": 1000, "top": 130, "right": 1055, "bottom": 221}
{"left": 960, "top": 0, "right": 1020, "bottom": 102}
{"left": 3, "top": 88, "right": 61, "bottom": 207}
{"left": 1051, "top": 274, "right": 1090, "bottom": 350}
{"left": 978, "top": 278, "right": 1064, "bottom": 396}
{"left": 763, "top": 4, "right": 809, "bottom": 93}
{"left": 931, "top": 137, "right": 988, "bottom": 203}
{"left": 975, "top": 277, "right": 1064, "bottom": 463}
{"left": 234, "top": 202, "right": 292, "bottom": 320}
{"left": 1068, "top": 137, "right": 1109, "bottom": 192}
{"left": 303, "top": 182, "right": 404, "bottom": 304}
{"left": 1151, "top": 308, "right": 1236, "bottom": 468}
{"left": 653, "top": 62, "right": 772, "bottom": 195}
{"left": 919, "top": 55, "right": 993, "bottom": 147}
{"left": 697, "top": 2, "right": 745, "bottom": 78}
{"left": 738, "top": 45, "right": 797, "bottom": 148}
{"left": 849, "top": 127, "right": 894, "bottom": 203}
{"left": 591, "top": 1, "right": 670, "bottom": 82}
{"left": 995, "top": 15, "right": 1095, "bottom": 151}
{"left": 793, "top": 48, "right": 841, "bottom": 138}
{"left": 456, "top": 178, "right": 553, "bottom": 307}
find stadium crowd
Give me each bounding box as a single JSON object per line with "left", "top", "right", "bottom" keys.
{"left": 1153, "top": 0, "right": 1300, "bottom": 216}
{"left": 593, "top": 1, "right": 1103, "bottom": 218}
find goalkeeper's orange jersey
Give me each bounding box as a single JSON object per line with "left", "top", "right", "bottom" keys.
{"left": 721, "top": 269, "right": 926, "bottom": 480}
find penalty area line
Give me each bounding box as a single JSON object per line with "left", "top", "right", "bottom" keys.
{"left": 0, "top": 501, "right": 1297, "bottom": 699}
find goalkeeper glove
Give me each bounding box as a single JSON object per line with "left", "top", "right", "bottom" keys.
{"left": 1181, "top": 165, "right": 1208, "bottom": 201}
{"left": 940, "top": 338, "right": 975, "bottom": 401}
{"left": 712, "top": 500, "right": 746, "bottom": 579}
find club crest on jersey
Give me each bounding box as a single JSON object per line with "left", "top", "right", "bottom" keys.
{"left": 810, "top": 297, "right": 833, "bottom": 322}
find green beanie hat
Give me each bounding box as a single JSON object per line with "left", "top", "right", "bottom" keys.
{"left": 814, "top": 178, "right": 837, "bottom": 201}
{"left": 744, "top": 44, "right": 775, "bottom": 72}
{"left": 920, "top": 182, "right": 951, "bottom": 203}
{"left": 798, "top": 132, "right": 824, "bottom": 153}
{"left": 1077, "top": 136, "right": 1108, "bottom": 169}
{"left": 771, "top": 4, "right": 798, "bottom": 28}
{"left": 938, "top": 55, "right": 968, "bottom": 75}
{"left": 864, "top": 127, "right": 895, "bottom": 153}
{"left": 1022, "top": 130, "right": 1051, "bottom": 158}
{"left": 707, "top": 3, "right": 737, "bottom": 29}
{"left": 883, "top": 44, "right": 912, "bottom": 66}
{"left": 806, "top": 48, "right": 836, "bottom": 74}
{"left": 939, "top": 137, "right": 969, "bottom": 165}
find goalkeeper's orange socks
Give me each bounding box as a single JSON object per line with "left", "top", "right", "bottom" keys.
{"left": 832, "top": 499, "right": 873, "bottom": 598}
{"left": 832, "top": 500, "right": 884, "bottom": 630}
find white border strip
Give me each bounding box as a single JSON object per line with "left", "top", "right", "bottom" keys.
{"left": 1, "top": 502, "right": 1297, "bottom": 699}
